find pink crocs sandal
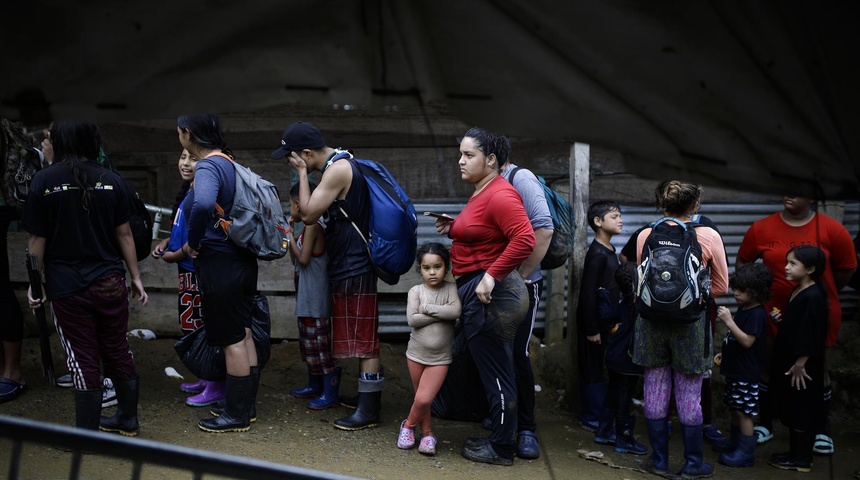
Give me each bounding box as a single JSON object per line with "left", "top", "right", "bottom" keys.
{"left": 419, "top": 435, "right": 437, "bottom": 455}
{"left": 397, "top": 420, "right": 415, "bottom": 449}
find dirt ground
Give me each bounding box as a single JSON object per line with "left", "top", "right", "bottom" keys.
{"left": 2, "top": 336, "right": 859, "bottom": 480}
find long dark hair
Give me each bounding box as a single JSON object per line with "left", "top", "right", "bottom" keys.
{"left": 787, "top": 244, "right": 829, "bottom": 311}
{"left": 788, "top": 245, "right": 827, "bottom": 282}
{"left": 176, "top": 114, "right": 233, "bottom": 158}
{"left": 463, "top": 127, "right": 512, "bottom": 170}
{"left": 171, "top": 180, "right": 191, "bottom": 220}
{"left": 49, "top": 120, "right": 103, "bottom": 209}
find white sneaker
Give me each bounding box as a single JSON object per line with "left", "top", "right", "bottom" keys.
{"left": 56, "top": 373, "right": 73, "bottom": 388}
{"left": 102, "top": 378, "right": 118, "bottom": 408}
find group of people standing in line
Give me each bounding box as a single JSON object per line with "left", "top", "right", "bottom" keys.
{"left": 1, "top": 117, "right": 857, "bottom": 474}
{"left": 577, "top": 182, "right": 857, "bottom": 476}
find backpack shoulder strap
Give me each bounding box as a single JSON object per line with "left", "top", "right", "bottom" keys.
{"left": 206, "top": 151, "right": 235, "bottom": 233}
{"left": 652, "top": 217, "right": 688, "bottom": 230}
{"left": 323, "top": 149, "right": 354, "bottom": 172}
{"left": 507, "top": 166, "right": 521, "bottom": 185}
{"left": 207, "top": 152, "right": 233, "bottom": 162}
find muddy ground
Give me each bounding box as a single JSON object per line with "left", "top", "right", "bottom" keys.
{"left": 1, "top": 337, "right": 859, "bottom": 479}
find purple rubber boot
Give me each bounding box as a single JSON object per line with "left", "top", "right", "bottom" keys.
{"left": 180, "top": 379, "right": 206, "bottom": 394}
{"left": 186, "top": 380, "right": 226, "bottom": 407}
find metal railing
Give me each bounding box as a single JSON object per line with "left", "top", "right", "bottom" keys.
{"left": 145, "top": 204, "right": 173, "bottom": 239}
{"left": 0, "top": 415, "right": 362, "bottom": 480}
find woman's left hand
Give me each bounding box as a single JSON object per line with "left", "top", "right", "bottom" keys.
{"left": 476, "top": 273, "right": 495, "bottom": 304}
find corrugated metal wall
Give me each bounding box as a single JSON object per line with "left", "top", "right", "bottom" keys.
{"left": 380, "top": 201, "right": 860, "bottom": 337}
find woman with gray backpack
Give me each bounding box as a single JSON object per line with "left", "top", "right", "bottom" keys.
{"left": 631, "top": 180, "right": 729, "bottom": 478}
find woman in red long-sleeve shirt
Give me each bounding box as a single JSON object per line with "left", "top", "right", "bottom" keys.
{"left": 435, "top": 127, "right": 535, "bottom": 466}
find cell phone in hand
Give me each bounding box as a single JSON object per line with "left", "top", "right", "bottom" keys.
{"left": 424, "top": 212, "right": 452, "bottom": 220}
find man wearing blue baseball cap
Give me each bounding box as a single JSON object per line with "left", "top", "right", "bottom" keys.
{"left": 273, "top": 122, "right": 383, "bottom": 431}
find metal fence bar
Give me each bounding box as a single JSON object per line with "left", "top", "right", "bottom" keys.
{"left": 0, "top": 415, "right": 363, "bottom": 480}
{"left": 145, "top": 203, "right": 174, "bottom": 239}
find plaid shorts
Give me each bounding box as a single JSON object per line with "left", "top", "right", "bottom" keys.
{"left": 330, "top": 271, "right": 379, "bottom": 359}
{"left": 297, "top": 316, "right": 336, "bottom": 375}
{"left": 722, "top": 378, "right": 760, "bottom": 416}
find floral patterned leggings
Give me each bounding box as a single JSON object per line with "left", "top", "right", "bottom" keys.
{"left": 643, "top": 365, "right": 703, "bottom": 425}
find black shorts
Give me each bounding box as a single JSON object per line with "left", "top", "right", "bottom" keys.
{"left": 195, "top": 251, "right": 258, "bottom": 347}
{"left": 722, "top": 378, "right": 760, "bottom": 416}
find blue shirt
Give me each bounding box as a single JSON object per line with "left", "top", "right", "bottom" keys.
{"left": 167, "top": 195, "right": 194, "bottom": 271}
{"left": 184, "top": 155, "right": 243, "bottom": 255}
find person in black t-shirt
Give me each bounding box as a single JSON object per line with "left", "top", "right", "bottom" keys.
{"left": 577, "top": 201, "right": 623, "bottom": 433}
{"left": 712, "top": 263, "right": 771, "bottom": 467}
{"left": 21, "top": 121, "right": 147, "bottom": 434}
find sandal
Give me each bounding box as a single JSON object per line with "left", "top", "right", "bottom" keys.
{"left": 813, "top": 434, "right": 834, "bottom": 455}
{"left": 0, "top": 378, "right": 27, "bottom": 404}
{"left": 419, "top": 435, "right": 437, "bottom": 455}
{"left": 754, "top": 426, "right": 774, "bottom": 444}
{"left": 397, "top": 420, "right": 415, "bottom": 449}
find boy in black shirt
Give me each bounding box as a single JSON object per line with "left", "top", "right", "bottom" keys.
{"left": 577, "top": 201, "right": 623, "bottom": 432}
{"left": 713, "top": 263, "right": 772, "bottom": 467}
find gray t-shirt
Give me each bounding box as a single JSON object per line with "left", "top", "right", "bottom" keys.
{"left": 295, "top": 222, "right": 331, "bottom": 318}
{"left": 501, "top": 163, "right": 554, "bottom": 282}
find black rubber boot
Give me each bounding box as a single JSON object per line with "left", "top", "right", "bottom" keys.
{"left": 680, "top": 424, "right": 715, "bottom": 479}
{"left": 75, "top": 389, "right": 102, "bottom": 430}
{"left": 198, "top": 374, "right": 252, "bottom": 433}
{"left": 333, "top": 391, "right": 381, "bottom": 431}
{"left": 339, "top": 394, "right": 358, "bottom": 409}
{"left": 594, "top": 408, "right": 616, "bottom": 445}
{"left": 712, "top": 424, "right": 739, "bottom": 453}
{"left": 614, "top": 415, "right": 648, "bottom": 455}
{"left": 718, "top": 433, "right": 756, "bottom": 468}
{"left": 211, "top": 366, "right": 260, "bottom": 422}
{"left": 99, "top": 376, "right": 140, "bottom": 437}
{"left": 646, "top": 417, "right": 670, "bottom": 474}
{"left": 769, "top": 429, "right": 813, "bottom": 472}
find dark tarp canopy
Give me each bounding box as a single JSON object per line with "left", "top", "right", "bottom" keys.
{"left": 3, "top": 0, "right": 858, "bottom": 198}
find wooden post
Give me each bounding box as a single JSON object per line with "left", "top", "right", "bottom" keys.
{"left": 545, "top": 265, "right": 566, "bottom": 346}
{"left": 567, "top": 142, "right": 590, "bottom": 397}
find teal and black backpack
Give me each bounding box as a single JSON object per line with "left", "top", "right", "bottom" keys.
{"left": 509, "top": 167, "right": 575, "bottom": 270}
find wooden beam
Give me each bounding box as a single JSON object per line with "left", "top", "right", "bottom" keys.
{"left": 567, "top": 142, "right": 590, "bottom": 397}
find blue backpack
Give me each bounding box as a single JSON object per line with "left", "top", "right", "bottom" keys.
{"left": 509, "top": 167, "right": 575, "bottom": 269}
{"left": 329, "top": 150, "right": 418, "bottom": 285}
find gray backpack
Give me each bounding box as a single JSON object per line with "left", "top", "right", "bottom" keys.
{"left": 211, "top": 153, "right": 290, "bottom": 261}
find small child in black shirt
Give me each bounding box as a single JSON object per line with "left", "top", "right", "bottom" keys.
{"left": 713, "top": 263, "right": 772, "bottom": 467}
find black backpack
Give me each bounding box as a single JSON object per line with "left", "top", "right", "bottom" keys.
{"left": 635, "top": 218, "right": 710, "bottom": 323}
{"left": 117, "top": 176, "right": 153, "bottom": 262}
